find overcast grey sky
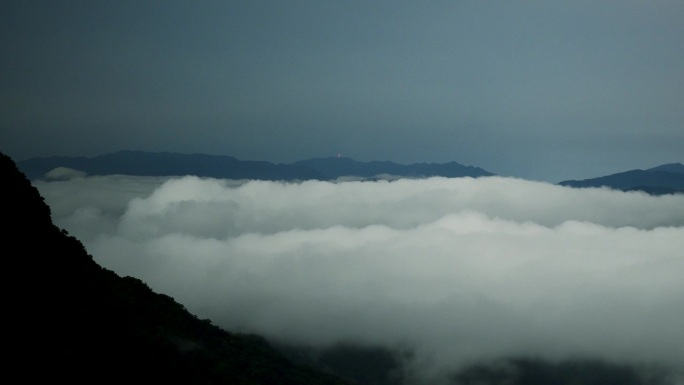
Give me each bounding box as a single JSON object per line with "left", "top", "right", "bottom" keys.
{"left": 2, "top": 0, "right": 683, "bottom": 181}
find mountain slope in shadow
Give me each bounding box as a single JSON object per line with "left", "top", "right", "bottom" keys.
{"left": 3, "top": 150, "right": 349, "bottom": 385}
{"left": 559, "top": 163, "right": 684, "bottom": 195}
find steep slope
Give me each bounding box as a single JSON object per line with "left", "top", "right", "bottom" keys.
{"left": 558, "top": 163, "right": 684, "bottom": 195}
{"left": 647, "top": 163, "right": 684, "bottom": 174}
{"left": 3, "top": 151, "right": 349, "bottom": 385}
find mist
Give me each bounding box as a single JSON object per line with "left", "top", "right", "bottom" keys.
{"left": 34, "top": 175, "right": 684, "bottom": 383}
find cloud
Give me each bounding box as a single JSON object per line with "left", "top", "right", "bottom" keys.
{"left": 35, "top": 175, "right": 684, "bottom": 383}
{"left": 44, "top": 167, "right": 87, "bottom": 180}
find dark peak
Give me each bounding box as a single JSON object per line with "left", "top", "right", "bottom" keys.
{"left": 647, "top": 163, "right": 684, "bottom": 174}
{"left": 559, "top": 163, "right": 684, "bottom": 195}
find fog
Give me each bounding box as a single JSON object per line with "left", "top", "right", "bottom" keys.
{"left": 35, "top": 175, "right": 684, "bottom": 383}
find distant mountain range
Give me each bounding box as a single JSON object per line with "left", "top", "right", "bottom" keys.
{"left": 17, "top": 150, "right": 494, "bottom": 181}
{"left": 559, "top": 163, "right": 684, "bottom": 195}
{"left": 15, "top": 151, "right": 684, "bottom": 195}
{"left": 17, "top": 150, "right": 326, "bottom": 180}
{"left": 291, "top": 157, "right": 493, "bottom": 179}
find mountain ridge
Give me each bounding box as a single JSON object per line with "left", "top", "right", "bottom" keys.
{"left": 291, "top": 156, "right": 493, "bottom": 179}
{"left": 647, "top": 162, "right": 684, "bottom": 174}
{"left": 15, "top": 151, "right": 683, "bottom": 195}
{"left": 559, "top": 162, "right": 684, "bottom": 195}
{"left": 17, "top": 150, "right": 327, "bottom": 181}
{"left": 17, "top": 150, "right": 495, "bottom": 181}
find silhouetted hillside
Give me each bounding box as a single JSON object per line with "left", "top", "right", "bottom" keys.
{"left": 3, "top": 151, "right": 350, "bottom": 385}
{"left": 647, "top": 163, "right": 684, "bottom": 174}
{"left": 559, "top": 163, "right": 684, "bottom": 195}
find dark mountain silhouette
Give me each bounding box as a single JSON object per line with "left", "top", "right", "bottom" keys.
{"left": 17, "top": 151, "right": 494, "bottom": 181}
{"left": 646, "top": 163, "right": 684, "bottom": 174}
{"left": 559, "top": 163, "right": 684, "bottom": 195}
{"left": 3, "top": 150, "right": 350, "bottom": 385}
{"left": 290, "top": 157, "right": 494, "bottom": 179}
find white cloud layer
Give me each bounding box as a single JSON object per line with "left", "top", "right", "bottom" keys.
{"left": 35, "top": 176, "right": 684, "bottom": 382}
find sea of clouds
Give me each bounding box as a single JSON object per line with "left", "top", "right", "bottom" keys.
{"left": 35, "top": 174, "right": 684, "bottom": 383}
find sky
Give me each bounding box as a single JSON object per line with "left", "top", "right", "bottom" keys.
{"left": 2, "top": 0, "right": 683, "bottom": 182}
{"left": 35, "top": 174, "right": 684, "bottom": 383}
